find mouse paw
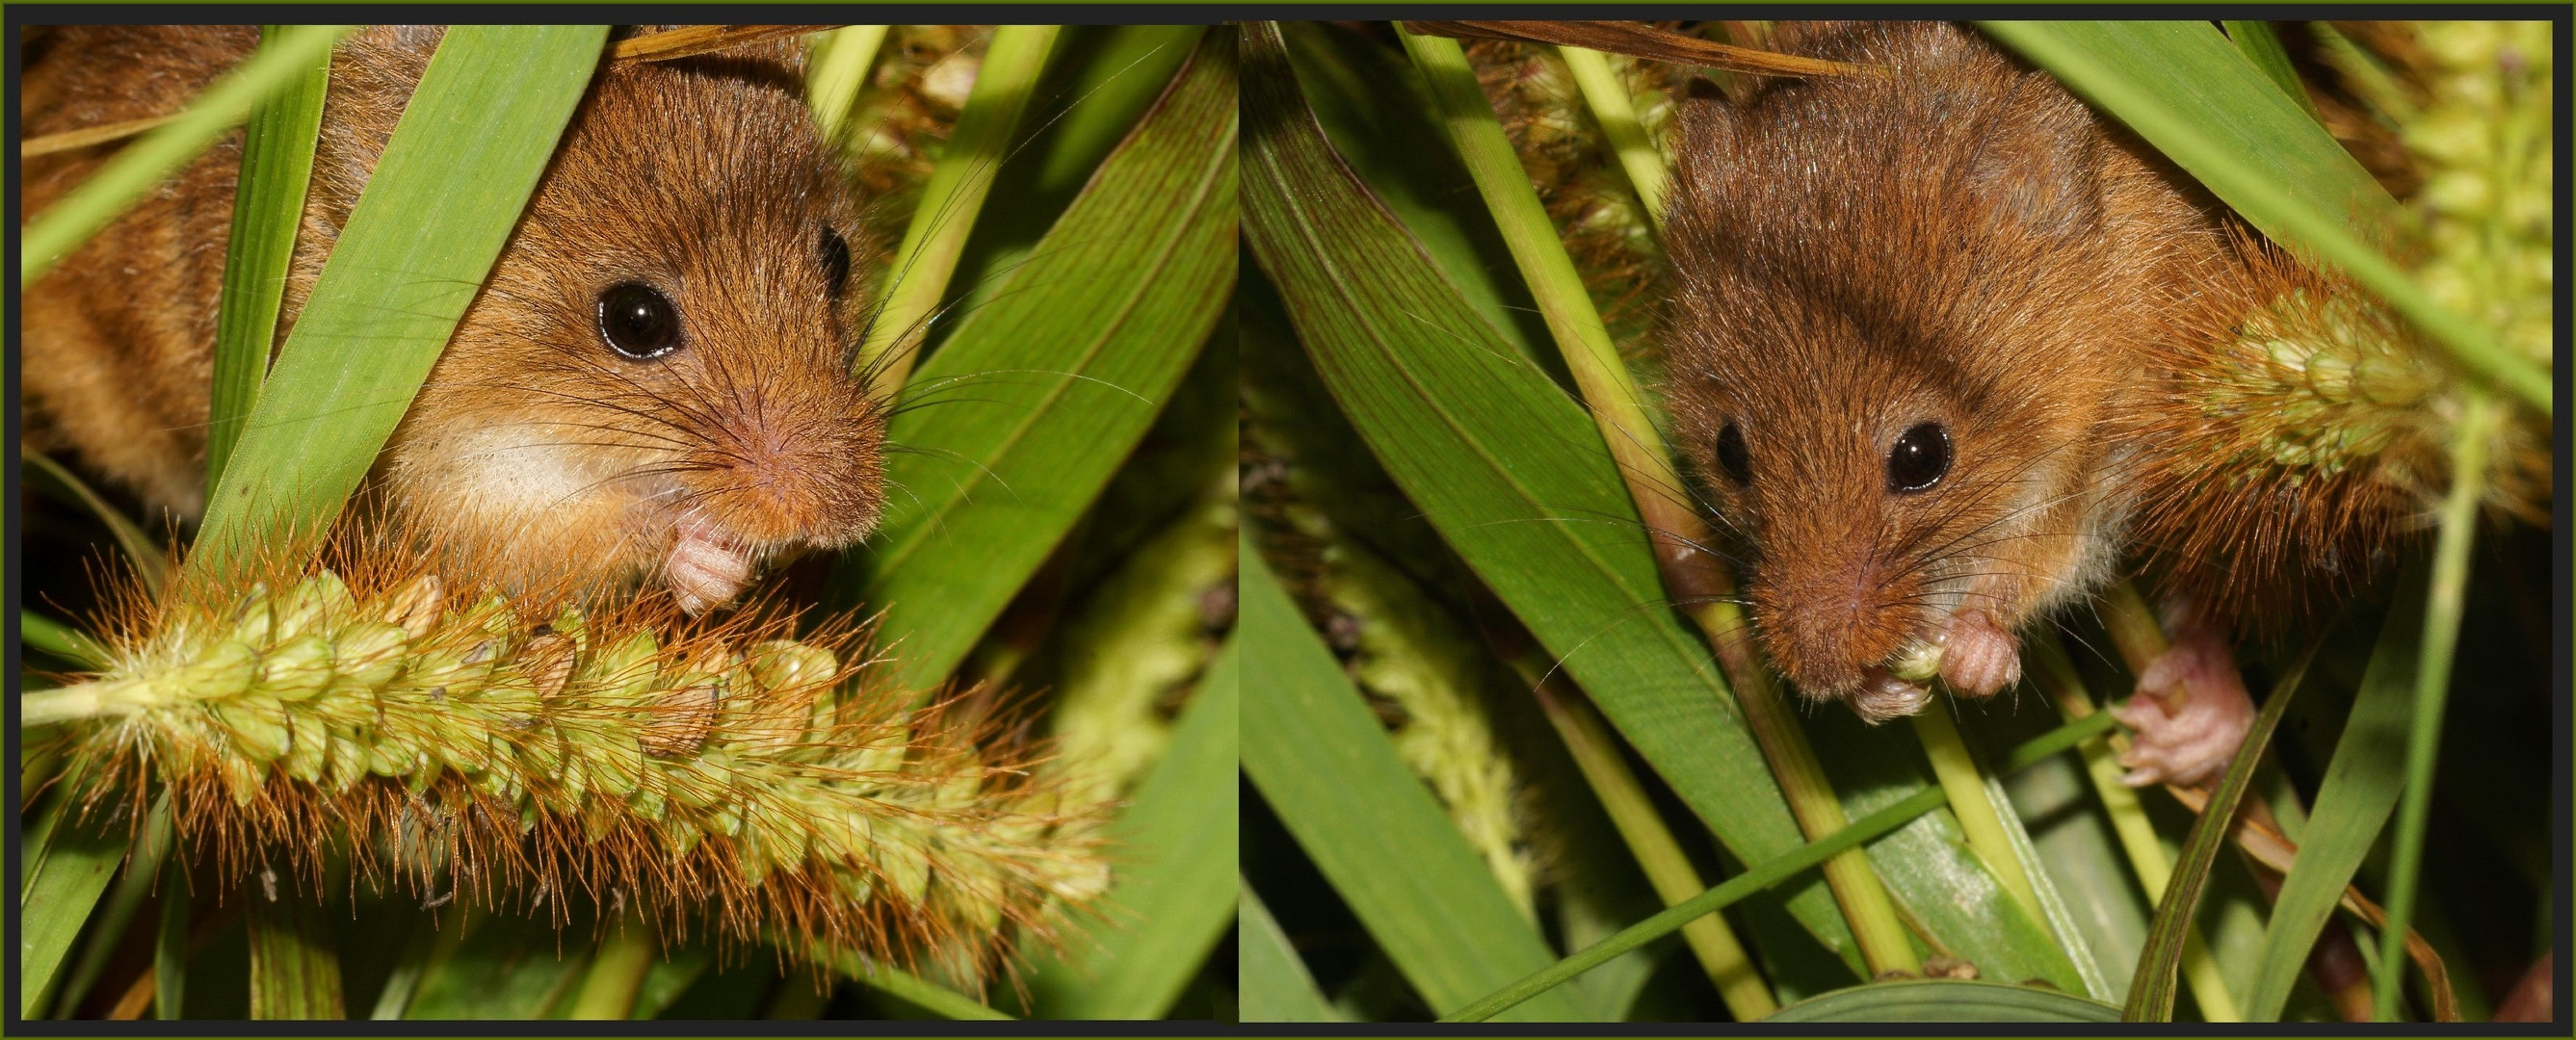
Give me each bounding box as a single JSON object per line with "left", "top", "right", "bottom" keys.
{"left": 667, "top": 516, "right": 754, "bottom": 614}
{"left": 1938, "top": 610, "right": 2021, "bottom": 697}
{"left": 1852, "top": 667, "right": 1932, "bottom": 723}
{"left": 2109, "top": 624, "right": 2254, "bottom": 789}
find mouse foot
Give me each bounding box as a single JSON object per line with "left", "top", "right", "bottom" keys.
{"left": 667, "top": 516, "right": 755, "bottom": 615}
{"left": 2108, "top": 622, "right": 2254, "bottom": 788}
{"left": 1938, "top": 610, "right": 2021, "bottom": 697}
{"left": 1852, "top": 667, "right": 1932, "bottom": 723}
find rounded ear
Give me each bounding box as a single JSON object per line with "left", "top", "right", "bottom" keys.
{"left": 1962, "top": 71, "right": 2104, "bottom": 241}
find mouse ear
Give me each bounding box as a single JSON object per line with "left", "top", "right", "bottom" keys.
{"left": 1961, "top": 72, "right": 2104, "bottom": 242}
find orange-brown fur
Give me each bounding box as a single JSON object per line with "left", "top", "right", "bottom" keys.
{"left": 22, "top": 26, "right": 888, "bottom": 600}
{"left": 1660, "top": 21, "right": 2239, "bottom": 700}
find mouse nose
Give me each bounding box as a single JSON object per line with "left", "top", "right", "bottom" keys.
{"left": 1752, "top": 553, "right": 1913, "bottom": 698}
{"left": 684, "top": 389, "right": 886, "bottom": 551}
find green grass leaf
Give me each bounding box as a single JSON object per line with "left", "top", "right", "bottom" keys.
{"left": 204, "top": 25, "right": 332, "bottom": 492}
{"left": 1240, "top": 534, "right": 1588, "bottom": 1021}
{"left": 1027, "top": 633, "right": 1239, "bottom": 1019}
{"left": 2124, "top": 646, "right": 2311, "bottom": 1022}
{"left": 18, "top": 25, "right": 350, "bottom": 289}
{"left": 842, "top": 28, "right": 1236, "bottom": 691}
{"left": 1766, "top": 979, "right": 2119, "bottom": 1023}
{"left": 2243, "top": 562, "right": 2429, "bottom": 1020}
{"left": 187, "top": 25, "right": 608, "bottom": 582}
{"left": 1239, "top": 19, "right": 1860, "bottom": 976}
{"left": 1240, "top": 886, "right": 1342, "bottom": 1022}
{"left": 1979, "top": 20, "right": 2548, "bottom": 414}
{"left": 18, "top": 806, "right": 133, "bottom": 1017}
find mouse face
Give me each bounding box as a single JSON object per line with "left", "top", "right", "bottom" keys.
{"left": 383, "top": 54, "right": 886, "bottom": 612}
{"left": 1658, "top": 22, "right": 2202, "bottom": 717}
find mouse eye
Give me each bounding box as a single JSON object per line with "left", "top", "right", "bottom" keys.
{"left": 1715, "top": 422, "right": 1751, "bottom": 485}
{"left": 820, "top": 225, "right": 852, "bottom": 299}
{"left": 596, "top": 282, "right": 681, "bottom": 360}
{"left": 1886, "top": 421, "right": 1951, "bottom": 493}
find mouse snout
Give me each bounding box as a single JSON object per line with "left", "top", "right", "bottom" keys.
{"left": 680, "top": 385, "right": 886, "bottom": 552}
{"left": 1750, "top": 547, "right": 1918, "bottom": 700}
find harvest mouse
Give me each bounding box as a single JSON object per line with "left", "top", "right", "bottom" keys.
{"left": 20, "top": 25, "right": 887, "bottom": 613}
{"left": 1660, "top": 21, "right": 2263, "bottom": 784}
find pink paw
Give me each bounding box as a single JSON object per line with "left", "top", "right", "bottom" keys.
{"left": 2109, "top": 624, "right": 2254, "bottom": 788}
{"left": 666, "top": 515, "right": 754, "bottom": 614}
{"left": 1939, "top": 610, "right": 2021, "bottom": 698}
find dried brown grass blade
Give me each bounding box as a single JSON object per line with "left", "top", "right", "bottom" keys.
{"left": 2166, "top": 784, "right": 2458, "bottom": 1021}
{"left": 611, "top": 25, "right": 842, "bottom": 64}
{"left": 20, "top": 115, "right": 176, "bottom": 158}
{"left": 1400, "top": 20, "right": 1874, "bottom": 78}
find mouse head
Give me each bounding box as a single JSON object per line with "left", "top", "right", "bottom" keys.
{"left": 384, "top": 41, "right": 887, "bottom": 611}
{"left": 1659, "top": 22, "right": 2155, "bottom": 718}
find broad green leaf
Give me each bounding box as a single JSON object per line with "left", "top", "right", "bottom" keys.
{"left": 1766, "top": 979, "right": 2120, "bottom": 1023}
{"left": 19, "top": 25, "right": 350, "bottom": 288}
{"left": 19, "top": 610, "right": 109, "bottom": 671}
{"left": 1239, "top": 19, "right": 1859, "bottom": 975}
{"left": 1239, "top": 536, "right": 1587, "bottom": 1021}
{"left": 189, "top": 26, "right": 608, "bottom": 581}
{"left": 205, "top": 24, "right": 332, "bottom": 491}
{"left": 1028, "top": 634, "right": 1239, "bottom": 1019}
{"left": 1980, "top": 20, "right": 2548, "bottom": 413}
{"left": 2245, "top": 562, "right": 2430, "bottom": 1020}
{"left": 843, "top": 28, "right": 1236, "bottom": 691}
{"left": 1241, "top": 886, "right": 1342, "bottom": 1023}
{"left": 17, "top": 806, "right": 128, "bottom": 1017}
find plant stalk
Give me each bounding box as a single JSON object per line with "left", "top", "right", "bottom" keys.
{"left": 2374, "top": 391, "right": 2497, "bottom": 1020}
{"left": 852, "top": 25, "right": 1060, "bottom": 393}
{"left": 1556, "top": 45, "right": 1664, "bottom": 229}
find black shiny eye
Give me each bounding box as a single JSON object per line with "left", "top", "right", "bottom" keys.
{"left": 820, "top": 225, "right": 852, "bottom": 298}
{"left": 596, "top": 282, "right": 680, "bottom": 360}
{"left": 1886, "top": 421, "right": 1951, "bottom": 493}
{"left": 1715, "top": 422, "right": 1751, "bottom": 485}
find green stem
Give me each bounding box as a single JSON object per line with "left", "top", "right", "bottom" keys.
{"left": 806, "top": 25, "right": 891, "bottom": 146}
{"left": 2373, "top": 392, "right": 2497, "bottom": 1020}
{"left": 20, "top": 25, "right": 352, "bottom": 289}
{"left": 154, "top": 865, "right": 189, "bottom": 1020}
{"left": 1401, "top": 27, "right": 1918, "bottom": 978}
{"left": 2028, "top": 632, "right": 2242, "bottom": 1022}
{"left": 1557, "top": 45, "right": 1664, "bottom": 230}
{"left": 567, "top": 907, "right": 657, "bottom": 1020}
{"left": 246, "top": 867, "right": 345, "bottom": 1020}
{"left": 1521, "top": 663, "right": 1776, "bottom": 1020}
{"left": 1909, "top": 705, "right": 2043, "bottom": 919}
{"left": 852, "top": 25, "right": 1060, "bottom": 392}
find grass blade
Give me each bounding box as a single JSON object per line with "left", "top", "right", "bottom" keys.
{"left": 2242, "top": 561, "right": 2431, "bottom": 1020}
{"left": 854, "top": 25, "right": 1060, "bottom": 390}
{"left": 2123, "top": 647, "right": 2306, "bottom": 1022}
{"left": 1241, "top": 886, "right": 1341, "bottom": 1022}
{"left": 1979, "top": 20, "right": 2548, "bottom": 414}
{"left": 841, "top": 28, "right": 1235, "bottom": 691}
{"left": 203, "top": 25, "right": 332, "bottom": 492}
{"left": 1241, "top": 535, "right": 1588, "bottom": 1021}
{"left": 806, "top": 25, "right": 889, "bottom": 144}
{"left": 247, "top": 880, "right": 345, "bottom": 1019}
{"left": 2374, "top": 394, "right": 2501, "bottom": 1019}
{"left": 1028, "top": 633, "right": 1239, "bottom": 1019}
{"left": 22, "top": 452, "right": 168, "bottom": 596}
{"left": 187, "top": 25, "right": 608, "bottom": 582}
{"left": 18, "top": 25, "right": 350, "bottom": 289}
{"left": 18, "top": 806, "right": 130, "bottom": 1017}
{"left": 154, "top": 868, "right": 188, "bottom": 1019}
{"left": 1766, "top": 978, "right": 2119, "bottom": 1023}
{"left": 21, "top": 610, "right": 110, "bottom": 671}
{"left": 1239, "top": 19, "right": 1865, "bottom": 978}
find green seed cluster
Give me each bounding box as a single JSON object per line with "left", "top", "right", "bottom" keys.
{"left": 43, "top": 567, "right": 1109, "bottom": 971}
{"left": 2403, "top": 22, "right": 2552, "bottom": 368}
{"left": 2201, "top": 285, "right": 2438, "bottom": 484}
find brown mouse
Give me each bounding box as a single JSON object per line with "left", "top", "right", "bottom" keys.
{"left": 1660, "top": 21, "right": 2268, "bottom": 779}
{"left": 20, "top": 25, "right": 888, "bottom": 613}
